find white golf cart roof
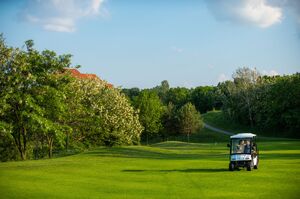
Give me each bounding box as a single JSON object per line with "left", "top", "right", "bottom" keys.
{"left": 230, "top": 133, "right": 256, "bottom": 139}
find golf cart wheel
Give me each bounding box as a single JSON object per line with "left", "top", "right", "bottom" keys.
{"left": 254, "top": 165, "right": 258, "bottom": 169}
{"left": 247, "top": 163, "right": 251, "bottom": 171}
{"left": 229, "top": 162, "right": 235, "bottom": 171}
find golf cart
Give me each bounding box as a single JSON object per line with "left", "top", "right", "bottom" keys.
{"left": 227, "top": 133, "right": 259, "bottom": 171}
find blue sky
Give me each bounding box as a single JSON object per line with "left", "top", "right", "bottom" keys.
{"left": 0, "top": 0, "right": 299, "bottom": 88}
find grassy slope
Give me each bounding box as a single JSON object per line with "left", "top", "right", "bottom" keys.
{"left": 203, "top": 110, "right": 258, "bottom": 134}
{"left": 202, "top": 110, "right": 299, "bottom": 139}
{"left": 147, "top": 127, "right": 229, "bottom": 144}
{"left": 0, "top": 141, "right": 300, "bottom": 199}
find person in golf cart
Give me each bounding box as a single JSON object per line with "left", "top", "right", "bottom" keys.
{"left": 228, "top": 133, "right": 259, "bottom": 171}
{"left": 235, "top": 140, "right": 245, "bottom": 153}
{"left": 244, "top": 140, "right": 251, "bottom": 153}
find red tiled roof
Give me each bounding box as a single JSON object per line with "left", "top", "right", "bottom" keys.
{"left": 106, "top": 83, "right": 113, "bottom": 88}
{"left": 64, "top": 68, "right": 113, "bottom": 88}
{"left": 66, "top": 68, "right": 99, "bottom": 80}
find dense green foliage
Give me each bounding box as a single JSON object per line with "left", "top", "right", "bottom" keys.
{"left": 123, "top": 81, "right": 220, "bottom": 114}
{"left": 218, "top": 67, "right": 300, "bottom": 137}
{"left": 133, "top": 90, "right": 163, "bottom": 144}
{"left": 121, "top": 87, "right": 140, "bottom": 104}
{"left": 0, "top": 36, "right": 72, "bottom": 160}
{"left": 177, "top": 103, "right": 204, "bottom": 142}
{"left": 160, "top": 102, "right": 179, "bottom": 137}
{"left": 190, "top": 86, "right": 222, "bottom": 113}
{"left": 165, "top": 87, "right": 191, "bottom": 108}
{"left": 0, "top": 140, "right": 299, "bottom": 198}
{"left": 0, "top": 35, "right": 142, "bottom": 161}
{"left": 122, "top": 81, "right": 213, "bottom": 142}
{"left": 65, "top": 78, "right": 143, "bottom": 148}
{"left": 123, "top": 70, "right": 300, "bottom": 140}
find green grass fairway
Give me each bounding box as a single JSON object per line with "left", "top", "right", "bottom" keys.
{"left": 1, "top": 141, "right": 300, "bottom": 198}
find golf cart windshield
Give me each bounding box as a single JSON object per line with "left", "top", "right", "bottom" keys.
{"left": 231, "top": 138, "right": 252, "bottom": 154}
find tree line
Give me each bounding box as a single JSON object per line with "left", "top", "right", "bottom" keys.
{"left": 123, "top": 67, "right": 300, "bottom": 143}
{"left": 122, "top": 81, "right": 221, "bottom": 144}
{"left": 218, "top": 67, "right": 300, "bottom": 137}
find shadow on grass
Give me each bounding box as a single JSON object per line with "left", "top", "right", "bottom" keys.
{"left": 84, "top": 147, "right": 226, "bottom": 160}
{"left": 122, "top": 168, "right": 228, "bottom": 173}
{"left": 259, "top": 153, "right": 300, "bottom": 160}
{"left": 151, "top": 141, "right": 226, "bottom": 150}
{"left": 84, "top": 146, "right": 300, "bottom": 160}
{"left": 83, "top": 141, "right": 300, "bottom": 160}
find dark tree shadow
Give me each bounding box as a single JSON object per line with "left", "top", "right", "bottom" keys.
{"left": 84, "top": 147, "right": 226, "bottom": 160}
{"left": 122, "top": 168, "right": 228, "bottom": 173}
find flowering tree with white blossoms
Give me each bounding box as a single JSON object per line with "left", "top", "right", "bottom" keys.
{"left": 66, "top": 77, "right": 143, "bottom": 147}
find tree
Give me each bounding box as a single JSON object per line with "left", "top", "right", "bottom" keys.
{"left": 253, "top": 74, "right": 300, "bottom": 134}
{"left": 161, "top": 102, "right": 179, "bottom": 138}
{"left": 217, "top": 80, "right": 239, "bottom": 121}
{"left": 166, "top": 87, "right": 190, "bottom": 108}
{"left": 98, "top": 87, "right": 143, "bottom": 146}
{"left": 0, "top": 35, "right": 144, "bottom": 160}
{"left": 0, "top": 121, "right": 18, "bottom": 161}
{"left": 177, "top": 103, "right": 203, "bottom": 142}
{"left": 122, "top": 87, "right": 140, "bottom": 104}
{"left": 218, "top": 67, "right": 300, "bottom": 137}
{"left": 134, "top": 90, "right": 163, "bottom": 144}
{"left": 0, "top": 35, "right": 73, "bottom": 160}
{"left": 65, "top": 77, "right": 143, "bottom": 147}
{"left": 34, "top": 85, "right": 70, "bottom": 158}
{"left": 153, "top": 80, "right": 170, "bottom": 104}
{"left": 232, "top": 67, "right": 261, "bottom": 127}
{"left": 190, "top": 86, "right": 215, "bottom": 113}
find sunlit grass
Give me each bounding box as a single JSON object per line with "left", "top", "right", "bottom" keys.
{"left": 0, "top": 140, "right": 299, "bottom": 198}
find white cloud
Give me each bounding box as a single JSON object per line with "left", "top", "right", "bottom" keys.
{"left": 20, "top": 0, "right": 106, "bottom": 32}
{"left": 218, "top": 73, "right": 230, "bottom": 83}
{"left": 268, "top": 0, "right": 300, "bottom": 22}
{"left": 90, "top": 0, "right": 102, "bottom": 15}
{"left": 237, "top": 0, "right": 282, "bottom": 28}
{"left": 262, "top": 69, "right": 279, "bottom": 76}
{"left": 43, "top": 18, "right": 75, "bottom": 32}
{"left": 206, "top": 0, "right": 282, "bottom": 28}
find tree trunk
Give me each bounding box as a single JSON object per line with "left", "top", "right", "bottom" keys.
{"left": 16, "top": 135, "right": 26, "bottom": 160}
{"left": 14, "top": 128, "right": 27, "bottom": 160}
{"left": 48, "top": 137, "right": 53, "bottom": 158}
{"left": 187, "top": 133, "right": 190, "bottom": 143}
{"left": 246, "top": 95, "right": 254, "bottom": 127}
{"left": 22, "top": 127, "right": 27, "bottom": 159}
{"left": 14, "top": 106, "right": 27, "bottom": 160}
{"left": 48, "top": 145, "right": 52, "bottom": 158}
{"left": 20, "top": 150, "right": 26, "bottom": 160}
{"left": 65, "top": 133, "right": 69, "bottom": 151}
{"left": 146, "top": 134, "right": 149, "bottom": 145}
{"left": 249, "top": 108, "right": 253, "bottom": 127}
